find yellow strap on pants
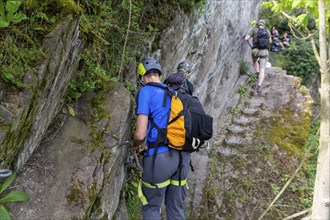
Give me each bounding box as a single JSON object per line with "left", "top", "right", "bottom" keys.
{"left": 138, "top": 178, "right": 189, "bottom": 205}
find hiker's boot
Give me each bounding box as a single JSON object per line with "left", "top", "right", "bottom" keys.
{"left": 256, "top": 85, "right": 262, "bottom": 94}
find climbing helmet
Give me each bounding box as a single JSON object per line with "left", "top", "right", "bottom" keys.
{"left": 258, "top": 19, "right": 265, "bottom": 26}
{"left": 177, "top": 61, "right": 191, "bottom": 74}
{"left": 137, "top": 57, "right": 162, "bottom": 77}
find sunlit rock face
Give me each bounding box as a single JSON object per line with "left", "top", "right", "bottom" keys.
{"left": 156, "top": 0, "right": 262, "bottom": 218}
{"left": 10, "top": 82, "right": 133, "bottom": 219}
{"left": 158, "top": 0, "right": 260, "bottom": 119}
{"left": 3, "top": 0, "right": 314, "bottom": 218}
{"left": 156, "top": 1, "right": 313, "bottom": 219}
{"left": 0, "top": 15, "right": 81, "bottom": 170}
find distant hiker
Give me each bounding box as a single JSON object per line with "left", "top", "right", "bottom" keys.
{"left": 244, "top": 19, "right": 272, "bottom": 94}
{"left": 133, "top": 57, "right": 191, "bottom": 220}
{"left": 271, "top": 26, "right": 277, "bottom": 38}
{"left": 271, "top": 36, "right": 284, "bottom": 53}
{"left": 281, "top": 31, "right": 291, "bottom": 47}
{"left": 164, "top": 61, "right": 194, "bottom": 95}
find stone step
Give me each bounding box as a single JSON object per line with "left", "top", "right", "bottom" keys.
{"left": 224, "top": 136, "right": 243, "bottom": 146}
{"left": 242, "top": 108, "right": 258, "bottom": 115}
{"left": 217, "top": 147, "right": 237, "bottom": 157}
{"left": 233, "top": 116, "right": 251, "bottom": 125}
{"left": 227, "top": 125, "right": 245, "bottom": 134}
{"left": 248, "top": 98, "right": 263, "bottom": 107}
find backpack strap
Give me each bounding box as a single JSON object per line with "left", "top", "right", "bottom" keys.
{"left": 145, "top": 82, "right": 173, "bottom": 187}
{"left": 146, "top": 82, "right": 176, "bottom": 106}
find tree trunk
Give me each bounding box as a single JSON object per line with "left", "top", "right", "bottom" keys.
{"left": 309, "top": 0, "right": 330, "bottom": 218}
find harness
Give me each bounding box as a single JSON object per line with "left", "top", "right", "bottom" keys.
{"left": 136, "top": 84, "right": 189, "bottom": 205}
{"left": 138, "top": 177, "right": 189, "bottom": 205}
{"left": 254, "top": 48, "right": 269, "bottom": 59}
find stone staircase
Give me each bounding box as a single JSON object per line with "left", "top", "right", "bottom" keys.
{"left": 217, "top": 67, "right": 312, "bottom": 157}
{"left": 184, "top": 66, "right": 313, "bottom": 219}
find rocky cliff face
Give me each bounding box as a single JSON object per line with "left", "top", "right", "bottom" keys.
{"left": 1, "top": 0, "right": 314, "bottom": 219}
{"left": 156, "top": 1, "right": 313, "bottom": 219}
{"left": 158, "top": 0, "right": 260, "bottom": 119}
{"left": 1, "top": 15, "right": 133, "bottom": 219}
{"left": 10, "top": 84, "right": 132, "bottom": 219}
{"left": 0, "top": 15, "right": 81, "bottom": 170}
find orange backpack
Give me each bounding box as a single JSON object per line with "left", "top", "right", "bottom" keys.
{"left": 147, "top": 82, "right": 213, "bottom": 152}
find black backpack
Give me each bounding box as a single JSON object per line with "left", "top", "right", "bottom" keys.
{"left": 164, "top": 72, "right": 194, "bottom": 95}
{"left": 255, "top": 27, "right": 269, "bottom": 49}
{"left": 146, "top": 82, "right": 213, "bottom": 153}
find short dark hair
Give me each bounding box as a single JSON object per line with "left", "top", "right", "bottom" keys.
{"left": 146, "top": 69, "right": 161, "bottom": 76}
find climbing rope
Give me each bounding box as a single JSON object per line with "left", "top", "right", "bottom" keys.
{"left": 0, "top": 169, "right": 12, "bottom": 178}
{"left": 245, "top": 38, "right": 253, "bottom": 49}
{"left": 133, "top": 152, "right": 143, "bottom": 172}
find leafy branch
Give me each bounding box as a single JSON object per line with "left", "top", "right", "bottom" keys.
{"left": 0, "top": 173, "right": 29, "bottom": 220}
{"left": 0, "top": 0, "right": 27, "bottom": 28}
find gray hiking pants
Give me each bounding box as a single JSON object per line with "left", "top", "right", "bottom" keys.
{"left": 141, "top": 149, "right": 191, "bottom": 220}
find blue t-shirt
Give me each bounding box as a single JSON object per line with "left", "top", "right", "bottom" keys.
{"left": 136, "top": 83, "right": 171, "bottom": 155}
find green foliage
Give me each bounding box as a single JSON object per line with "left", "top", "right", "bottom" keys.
{"left": 302, "top": 119, "right": 319, "bottom": 194}
{"left": 65, "top": 49, "right": 112, "bottom": 102}
{"left": 1, "top": 0, "right": 206, "bottom": 90}
{"left": 247, "top": 72, "right": 257, "bottom": 83}
{"left": 239, "top": 60, "right": 250, "bottom": 75}
{"left": 0, "top": 173, "right": 29, "bottom": 220}
{"left": 261, "top": 0, "right": 320, "bottom": 32}
{"left": 271, "top": 184, "right": 281, "bottom": 195}
{"left": 228, "top": 107, "right": 239, "bottom": 115}
{"left": 0, "top": 34, "right": 44, "bottom": 88}
{"left": 78, "top": 0, "right": 144, "bottom": 78}
{"left": 0, "top": 0, "right": 27, "bottom": 28}
{"left": 23, "top": 0, "right": 82, "bottom": 17}
{"left": 125, "top": 154, "right": 143, "bottom": 219}
{"left": 262, "top": 0, "right": 319, "bottom": 87}
{"left": 177, "top": 0, "right": 206, "bottom": 13}
{"left": 271, "top": 40, "right": 319, "bottom": 86}
{"left": 238, "top": 84, "right": 247, "bottom": 100}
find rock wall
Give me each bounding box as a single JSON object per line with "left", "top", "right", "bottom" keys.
{"left": 10, "top": 83, "right": 132, "bottom": 219}
{"left": 158, "top": 0, "right": 261, "bottom": 120}
{"left": 155, "top": 0, "right": 313, "bottom": 218}
{"left": 1, "top": 0, "right": 314, "bottom": 218}
{"left": 156, "top": 0, "right": 262, "bottom": 217}
{"left": 2, "top": 14, "right": 133, "bottom": 219}
{"left": 0, "top": 15, "right": 81, "bottom": 170}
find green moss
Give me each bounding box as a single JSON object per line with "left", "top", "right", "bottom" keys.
{"left": 71, "top": 137, "right": 85, "bottom": 144}
{"left": 24, "top": 0, "right": 82, "bottom": 16}
{"left": 293, "top": 77, "right": 302, "bottom": 88}
{"left": 0, "top": 35, "right": 44, "bottom": 89}
{"left": 89, "top": 92, "right": 112, "bottom": 160}
{"left": 239, "top": 60, "right": 250, "bottom": 75}
{"left": 0, "top": 117, "right": 9, "bottom": 130}
{"left": 67, "top": 179, "right": 85, "bottom": 208}
{"left": 126, "top": 194, "right": 142, "bottom": 220}
{"left": 100, "top": 213, "right": 109, "bottom": 220}
{"left": 299, "top": 86, "right": 310, "bottom": 96}
{"left": 87, "top": 179, "right": 98, "bottom": 203}
{"left": 0, "top": 94, "right": 41, "bottom": 168}
{"left": 264, "top": 106, "right": 311, "bottom": 156}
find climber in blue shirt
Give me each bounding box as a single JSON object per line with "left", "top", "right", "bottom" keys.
{"left": 133, "top": 57, "right": 191, "bottom": 220}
